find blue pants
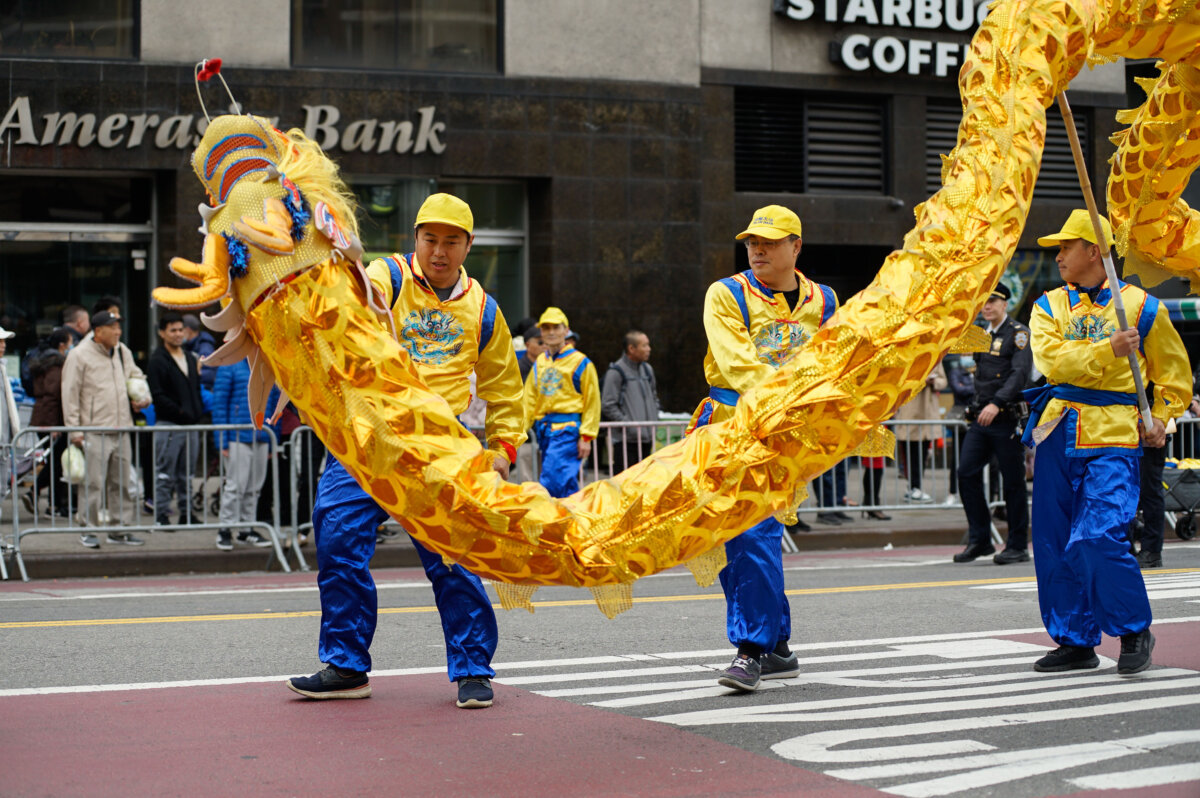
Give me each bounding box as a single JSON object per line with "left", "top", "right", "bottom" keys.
{"left": 719, "top": 515, "right": 792, "bottom": 651}
{"left": 694, "top": 406, "right": 791, "bottom": 651}
{"left": 535, "top": 422, "right": 582, "bottom": 498}
{"left": 1032, "top": 421, "right": 1151, "bottom": 647}
{"left": 959, "top": 420, "right": 1028, "bottom": 549}
{"left": 312, "top": 456, "right": 498, "bottom": 680}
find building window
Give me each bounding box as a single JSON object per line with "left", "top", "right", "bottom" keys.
{"left": 926, "top": 100, "right": 1088, "bottom": 201}
{"left": 0, "top": 1, "right": 137, "bottom": 59}
{"left": 353, "top": 179, "right": 527, "bottom": 321}
{"left": 292, "top": 0, "right": 499, "bottom": 73}
{"left": 735, "top": 87, "right": 888, "bottom": 194}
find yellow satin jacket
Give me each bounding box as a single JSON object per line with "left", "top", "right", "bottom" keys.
{"left": 698, "top": 268, "right": 838, "bottom": 425}
{"left": 1030, "top": 279, "right": 1191, "bottom": 455}
{"left": 522, "top": 345, "right": 601, "bottom": 440}
{"left": 367, "top": 253, "right": 525, "bottom": 460}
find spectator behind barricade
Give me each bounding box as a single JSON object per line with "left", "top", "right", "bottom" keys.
{"left": 257, "top": 391, "right": 324, "bottom": 546}
{"left": 0, "top": 325, "right": 20, "bottom": 489}
{"left": 510, "top": 316, "right": 537, "bottom": 357}
{"left": 181, "top": 313, "right": 218, "bottom": 391}
{"left": 61, "top": 304, "right": 89, "bottom": 346}
{"left": 25, "top": 328, "right": 72, "bottom": 518}
{"left": 518, "top": 326, "right": 544, "bottom": 383}
{"left": 79, "top": 296, "right": 122, "bottom": 344}
{"left": 212, "top": 358, "right": 273, "bottom": 551}
{"left": 894, "top": 359, "right": 948, "bottom": 503}
{"left": 941, "top": 352, "right": 976, "bottom": 502}
{"left": 61, "top": 311, "right": 150, "bottom": 547}
{"left": 601, "top": 330, "right": 661, "bottom": 473}
{"left": 146, "top": 312, "right": 205, "bottom": 528}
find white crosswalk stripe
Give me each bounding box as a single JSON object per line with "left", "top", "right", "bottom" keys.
{"left": 486, "top": 619, "right": 1200, "bottom": 797}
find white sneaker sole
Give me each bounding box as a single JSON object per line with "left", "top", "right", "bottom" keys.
{"left": 717, "top": 674, "right": 760, "bottom": 692}
{"left": 286, "top": 681, "right": 372, "bottom": 699}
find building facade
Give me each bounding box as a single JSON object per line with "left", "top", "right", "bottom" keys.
{"left": 0, "top": 1, "right": 1136, "bottom": 409}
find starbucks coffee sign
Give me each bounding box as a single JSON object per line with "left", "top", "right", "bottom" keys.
{"left": 774, "top": 0, "right": 989, "bottom": 78}
{"left": 0, "top": 98, "right": 447, "bottom": 154}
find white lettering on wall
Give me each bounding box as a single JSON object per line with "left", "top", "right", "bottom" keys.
{"left": 780, "top": 0, "right": 986, "bottom": 30}
{"left": 0, "top": 98, "right": 449, "bottom": 155}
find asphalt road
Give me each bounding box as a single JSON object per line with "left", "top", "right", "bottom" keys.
{"left": 2, "top": 541, "right": 1199, "bottom": 797}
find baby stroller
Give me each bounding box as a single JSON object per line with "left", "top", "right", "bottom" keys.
{"left": 1162, "top": 464, "right": 1200, "bottom": 541}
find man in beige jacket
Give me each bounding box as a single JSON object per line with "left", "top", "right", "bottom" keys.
{"left": 61, "top": 311, "right": 151, "bottom": 547}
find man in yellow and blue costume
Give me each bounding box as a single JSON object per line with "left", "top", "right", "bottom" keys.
{"left": 692, "top": 205, "right": 837, "bottom": 692}
{"left": 289, "top": 193, "right": 525, "bottom": 709}
{"left": 1024, "top": 209, "right": 1190, "bottom": 675}
{"left": 522, "top": 306, "right": 600, "bottom": 498}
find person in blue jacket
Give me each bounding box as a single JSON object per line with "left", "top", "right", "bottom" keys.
{"left": 211, "top": 358, "right": 273, "bottom": 551}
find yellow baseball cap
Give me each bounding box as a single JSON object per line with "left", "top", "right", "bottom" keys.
{"left": 735, "top": 205, "right": 803, "bottom": 240}
{"left": 414, "top": 193, "right": 474, "bottom": 235}
{"left": 538, "top": 307, "right": 569, "bottom": 328}
{"left": 1036, "top": 208, "right": 1114, "bottom": 248}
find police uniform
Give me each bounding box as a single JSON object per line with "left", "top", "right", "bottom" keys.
{"left": 522, "top": 309, "right": 600, "bottom": 498}
{"left": 690, "top": 222, "right": 837, "bottom": 669}
{"left": 311, "top": 235, "right": 525, "bottom": 683}
{"left": 955, "top": 283, "right": 1033, "bottom": 562}
{"left": 1025, "top": 211, "right": 1190, "bottom": 668}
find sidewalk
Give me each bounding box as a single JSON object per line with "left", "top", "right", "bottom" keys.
{"left": 2, "top": 504, "right": 975, "bottom": 581}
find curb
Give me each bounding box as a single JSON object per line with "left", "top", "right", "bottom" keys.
{"left": 6, "top": 524, "right": 968, "bottom": 581}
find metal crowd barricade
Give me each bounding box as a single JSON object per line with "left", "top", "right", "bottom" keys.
{"left": 2, "top": 422, "right": 297, "bottom": 581}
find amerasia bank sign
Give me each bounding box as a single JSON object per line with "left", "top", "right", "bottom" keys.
{"left": 0, "top": 99, "right": 447, "bottom": 155}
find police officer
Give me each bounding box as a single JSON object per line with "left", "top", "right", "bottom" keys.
{"left": 954, "top": 281, "right": 1033, "bottom": 564}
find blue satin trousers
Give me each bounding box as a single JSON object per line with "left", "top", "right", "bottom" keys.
{"left": 1032, "top": 421, "right": 1151, "bottom": 647}
{"left": 312, "top": 456, "right": 498, "bottom": 680}
{"left": 535, "top": 422, "right": 582, "bottom": 498}
{"left": 719, "top": 514, "right": 793, "bottom": 651}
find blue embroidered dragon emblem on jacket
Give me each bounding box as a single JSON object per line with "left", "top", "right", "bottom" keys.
{"left": 536, "top": 365, "right": 565, "bottom": 397}
{"left": 754, "top": 320, "right": 807, "bottom": 368}
{"left": 1065, "top": 313, "right": 1115, "bottom": 343}
{"left": 399, "top": 308, "right": 464, "bottom": 365}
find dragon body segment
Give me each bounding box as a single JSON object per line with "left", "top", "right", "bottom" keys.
{"left": 154, "top": 0, "right": 1200, "bottom": 617}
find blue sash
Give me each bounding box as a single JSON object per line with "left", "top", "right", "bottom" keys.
{"left": 709, "top": 386, "right": 740, "bottom": 407}
{"left": 533, "top": 412, "right": 581, "bottom": 440}
{"left": 1021, "top": 383, "right": 1137, "bottom": 447}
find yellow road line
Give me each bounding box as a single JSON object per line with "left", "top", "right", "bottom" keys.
{"left": 3, "top": 569, "right": 1196, "bottom": 629}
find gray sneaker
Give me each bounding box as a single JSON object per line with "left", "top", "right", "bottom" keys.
{"left": 105, "top": 533, "right": 145, "bottom": 546}
{"left": 79, "top": 534, "right": 100, "bottom": 549}
{"left": 717, "top": 654, "right": 762, "bottom": 692}
{"left": 761, "top": 650, "right": 800, "bottom": 679}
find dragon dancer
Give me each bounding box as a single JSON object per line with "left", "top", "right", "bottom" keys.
{"left": 288, "top": 193, "right": 526, "bottom": 708}
{"left": 522, "top": 307, "right": 600, "bottom": 497}
{"left": 1024, "top": 210, "right": 1190, "bottom": 675}
{"left": 689, "top": 205, "right": 837, "bottom": 692}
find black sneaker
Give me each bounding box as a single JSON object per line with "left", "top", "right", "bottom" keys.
{"left": 287, "top": 665, "right": 371, "bottom": 699}
{"left": 1033, "top": 645, "right": 1100, "bottom": 672}
{"left": 815, "top": 513, "right": 843, "bottom": 526}
{"left": 216, "top": 529, "right": 233, "bottom": 551}
{"left": 1117, "top": 629, "right": 1155, "bottom": 675}
{"left": 832, "top": 511, "right": 854, "bottom": 522}
{"left": 79, "top": 533, "right": 100, "bottom": 549}
{"left": 761, "top": 650, "right": 800, "bottom": 679}
{"left": 993, "top": 548, "right": 1030, "bottom": 565}
{"left": 717, "top": 654, "right": 762, "bottom": 692}
{"left": 953, "top": 542, "right": 996, "bottom": 563}
{"left": 105, "top": 533, "right": 145, "bottom": 546}
{"left": 1136, "top": 550, "right": 1163, "bottom": 569}
{"left": 237, "top": 530, "right": 273, "bottom": 548}
{"left": 456, "top": 677, "right": 494, "bottom": 708}
{"left": 786, "top": 517, "right": 811, "bottom": 533}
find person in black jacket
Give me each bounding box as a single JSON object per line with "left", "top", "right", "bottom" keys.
{"left": 954, "top": 282, "right": 1033, "bottom": 564}
{"left": 146, "top": 312, "right": 205, "bottom": 527}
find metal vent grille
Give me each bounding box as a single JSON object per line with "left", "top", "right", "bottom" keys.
{"left": 926, "top": 100, "right": 1089, "bottom": 201}
{"left": 735, "top": 88, "right": 886, "bottom": 195}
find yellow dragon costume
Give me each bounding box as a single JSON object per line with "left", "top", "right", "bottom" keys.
{"left": 154, "top": 0, "right": 1200, "bottom": 617}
